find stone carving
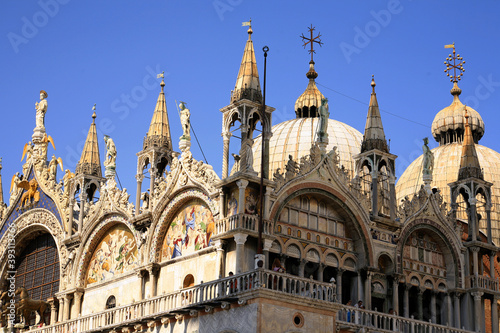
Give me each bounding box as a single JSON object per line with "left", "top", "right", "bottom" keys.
{"left": 104, "top": 135, "right": 117, "bottom": 176}
{"left": 180, "top": 151, "right": 220, "bottom": 194}
{"left": 48, "top": 155, "right": 63, "bottom": 183}
{"left": 317, "top": 98, "right": 329, "bottom": 143}
{"left": 238, "top": 138, "right": 254, "bottom": 172}
{"left": 9, "top": 172, "right": 22, "bottom": 206}
{"left": 179, "top": 102, "right": 191, "bottom": 139}
{"left": 99, "top": 177, "right": 133, "bottom": 215}
{"left": 35, "top": 90, "right": 48, "bottom": 131}
{"left": 17, "top": 179, "right": 40, "bottom": 209}
{"left": 422, "top": 137, "right": 434, "bottom": 176}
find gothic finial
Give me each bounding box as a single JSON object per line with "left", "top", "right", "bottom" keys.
{"left": 92, "top": 104, "right": 97, "bottom": 123}
{"left": 444, "top": 43, "right": 465, "bottom": 83}
{"left": 371, "top": 75, "right": 376, "bottom": 93}
{"left": 301, "top": 24, "right": 323, "bottom": 63}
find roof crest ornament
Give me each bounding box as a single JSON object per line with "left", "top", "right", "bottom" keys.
{"left": 301, "top": 25, "right": 323, "bottom": 63}
{"left": 242, "top": 19, "right": 252, "bottom": 37}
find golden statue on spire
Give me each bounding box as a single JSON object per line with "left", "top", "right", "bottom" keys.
{"left": 444, "top": 43, "right": 465, "bottom": 82}
{"left": 301, "top": 25, "right": 323, "bottom": 62}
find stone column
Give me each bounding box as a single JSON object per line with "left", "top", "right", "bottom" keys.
{"left": 454, "top": 292, "right": 461, "bottom": 328}
{"left": 492, "top": 296, "right": 499, "bottom": 333}
{"left": 298, "top": 259, "right": 306, "bottom": 278}
{"left": 389, "top": 175, "right": 396, "bottom": 221}
{"left": 357, "top": 272, "right": 364, "bottom": 304}
{"left": 486, "top": 203, "right": 493, "bottom": 244}
{"left": 136, "top": 270, "right": 145, "bottom": 301}
{"left": 78, "top": 192, "right": 87, "bottom": 234}
{"left": 392, "top": 277, "right": 399, "bottom": 315}
{"left": 150, "top": 166, "right": 157, "bottom": 196}
{"left": 58, "top": 296, "right": 64, "bottom": 322}
{"left": 214, "top": 240, "right": 226, "bottom": 278}
{"left": 135, "top": 174, "right": 144, "bottom": 216}
{"left": 318, "top": 263, "right": 325, "bottom": 282}
{"left": 365, "top": 271, "right": 372, "bottom": 310}
{"left": 63, "top": 294, "right": 73, "bottom": 321}
{"left": 262, "top": 131, "right": 271, "bottom": 179}
{"left": 72, "top": 291, "right": 83, "bottom": 319}
{"left": 234, "top": 233, "right": 248, "bottom": 274}
{"left": 417, "top": 288, "right": 424, "bottom": 320}
{"left": 472, "top": 291, "right": 483, "bottom": 332}
{"left": 336, "top": 269, "right": 343, "bottom": 303}
{"left": 446, "top": 292, "right": 453, "bottom": 326}
{"left": 264, "top": 186, "right": 272, "bottom": 220}
{"left": 262, "top": 239, "right": 273, "bottom": 269}
{"left": 219, "top": 189, "right": 225, "bottom": 220}
{"left": 67, "top": 198, "right": 75, "bottom": 237}
{"left": 47, "top": 297, "right": 57, "bottom": 325}
{"left": 222, "top": 132, "right": 231, "bottom": 179}
{"left": 236, "top": 180, "right": 248, "bottom": 215}
{"left": 403, "top": 284, "right": 410, "bottom": 318}
{"left": 471, "top": 246, "right": 480, "bottom": 277}
{"left": 371, "top": 170, "right": 378, "bottom": 216}
{"left": 147, "top": 264, "right": 160, "bottom": 297}
{"left": 468, "top": 198, "right": 478, "bottom": 241}
{"left": 491, "top": 251, "right": 496, "bottom": 279}
{"left": 430, "top": 291, "right": 437, "bottom": 323}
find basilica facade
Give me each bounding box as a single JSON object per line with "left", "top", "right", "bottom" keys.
{"left": 0, "top": 24, "right": 499, "bottom": 333}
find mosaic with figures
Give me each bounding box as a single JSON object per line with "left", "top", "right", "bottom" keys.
{"left": 161, "top": 199, "right": 215, "bottom": 261}
{"left": 86, "top": 225, "right": 138, "bottom": 285}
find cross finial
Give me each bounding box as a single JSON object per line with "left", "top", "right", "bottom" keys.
{"left": 444, "top": 43, "right": 465, "bottom": 82}
{"left": 301, "top": 25, "right": 323, "bottom": 62}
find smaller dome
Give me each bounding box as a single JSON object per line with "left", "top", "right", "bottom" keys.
{"left": 295, "top": 61, "right": 324, "bottom": 118}
{"left": 431, "top": 83, "right": 484, "bottom": 145}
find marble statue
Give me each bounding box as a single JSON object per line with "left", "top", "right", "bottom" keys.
{"left": 317, "top": 98, "right": 329, "bottom": 142}
{"left": 238, "top": 138, "right": 254, "bottom": 172}
{"left": 422, "top": 137, "right": 434, "bottom": 176}
{"left": 104, "top": 135, "right": 117, "bottom": 169}
{"left": 48, "top": 155, "right": 63, "bottom": 182}
{"left": 35, "top": 90, "right": 48, "bottom": 130}
{"left": 179, "top": 102, "right": 191, "bottom": 138}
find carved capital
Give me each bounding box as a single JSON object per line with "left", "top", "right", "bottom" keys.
{"left": 470, "top": 246, "right": 480, "bottom": 253}
{"left": 468, "top": 197, "right": 477, "bottom": 205}
{"left": 136, "top": 174, "right": 145, "bottom": 182}
{"left": 471, "top": 291, "right": 483, "bottom": 301}
{"left": 263, "top": 238, "right": 274, "bottom": 251}
{"left": 234, "top": 233, "right": 248, "bottom": 245}
{"left": 236, "top": 179, "right": 249, "bottom": 189}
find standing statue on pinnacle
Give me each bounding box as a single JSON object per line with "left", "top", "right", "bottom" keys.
{"left": 317, "top": 98, "right": 329, "bottom": 142}
{"left": 35, "top": 90, "right": 48, "bottom": 131}
{"left": 422, "top": 137, "right": 434, "bottom": 176}
{"left": 179, "top": 102, "right": 191, "bottom": 139}
{"left": 104, "top": 135, "right": 117, "bottom": 177}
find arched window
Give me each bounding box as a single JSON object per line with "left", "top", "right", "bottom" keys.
{"left": 183, "top": 274, "right": 195, "bottom": 288}
{"left": 106, "top": 295, "right": 116, "bottom": 309}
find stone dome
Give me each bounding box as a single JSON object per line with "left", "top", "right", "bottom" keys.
{"left": 431, "top": 83, "right": 484, "bottom": 145}
{"left": 396, "top": 142, "right": 500, "bottom": 242}
{"left": 251, "top": 118, "right": 362, "bottom": 178}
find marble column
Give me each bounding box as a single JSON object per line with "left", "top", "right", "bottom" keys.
{"left": 58, "top": 296, "right": 64, "bottom": 322}
{"left": 389, "top": 176, "right": 396, "bottom": 221}
{"left": 298, "top": 259, "right": 306, "bottom": 278}
{"left": 219, "top": 189, "right": 225, "bottom": 220}
{"left": 454, "top": 292, "right": 461, "bottom": 329}
{"left": 47, "top": 298, "right": 57, "bottom": 325}
{"left": 392, "top": 278, "right": 399, "bottom": 315}
{"left": 67, "top": 198, "right": 75, "bottom": 237}
{"left": 417, "top": 288, "right": 423, "bottom": 320}
{"left": 486, "top": 204, "right": 493, "bottom": 244}
{"left": 135, "top": 174, "right": 144, "bottom": 216}
{"left": 236, "top": 180, "right": 248, "bottom": 215}
{"left": 318, "top": 263, "right": 325, "bottom": 282}
{"left": 430, "top": 291, "right": 437, "bottom": 323}
{"left": 468, "top": 198, "right": 478, "bottom": 241}
{"left": 371, "top": 170, "right": 378, "bottom": 216}
{"left": 234, "top": 233, "right": 248, "bottom": 274}
{"left": 72, "top": 291, "right": 83, "bottom": 319}
{"left": 136, "top": 270, "right": 145, "bottom": 301}
{"left": 336, "top": 269, "right": 343, "bottom": 303}
{"left": 446, "top": 292, "right": 453, "bottom": 326}
{"left": 147, "top": 264, "right": 160, "bottom": 297}
{"left": 472, "top": 291, "right": 483, "bottom": 332}
{"left": 403, "top": 284, "right": 410, "bottom": 318}
{"left": 471, "top": 246, "right": 480, "bottom": 277}
{"left": 63, "top": 294, "right": 73, "bottom": 321}
{"left": 491, "top": 251, "right": 496, "bottom": 279}
{"left": 365, "top": 271, "right": 372, "bottom": 310}
{"left": 214, "top": 240, "right": 226, "bottom": 278}
{"left": 492, "top": 296, "right": 499, "bottom": 333}
{"left": 262, "top": 239, "right": 273, "bottom": 270}
{"left": 78, "top": 192, "right": 86, "bottom": 234}
{"left": 222, "top": 132, "right": 231, "bottom": 179}
{"left": 149, "top": 166, "right": 156, "bottom": 197}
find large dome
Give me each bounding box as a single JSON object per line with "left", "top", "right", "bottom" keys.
{"left": 396, "top": 143, "right": 500, "bottom": 242}
{"left": 251, "top": 118, "right": 362, "bottom": 178}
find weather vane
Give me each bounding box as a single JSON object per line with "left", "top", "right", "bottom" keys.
{"left": 301, "top": 25, "right": 323, "bottom": 62}
{"left": 157, "top": 71, "right": 165, "bottom": 79}
{"left": 444, "top": 43, "right": 465, "bottom": 82}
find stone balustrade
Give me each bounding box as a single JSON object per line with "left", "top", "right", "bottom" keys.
{"left": 22, "top": 269, "right": 475, "bottom": 333}
{"left": 214, "top": 213, "right": 272, "bottom": 235}
{"left": 337, "top": 306, "right": 472, "bottom": 333}
{"left": 465, "top": 274, "right": 499, "bottom": 292}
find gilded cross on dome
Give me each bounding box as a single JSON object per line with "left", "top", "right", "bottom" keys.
{"left": 444, "top": 43, "right": 465, "bottom": 82}
{"left": 301, "top": 25, "right": 323, "bottom": 62}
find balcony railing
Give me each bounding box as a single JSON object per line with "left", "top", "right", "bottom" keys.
{"left": 465, "top": 275, "right": 499, "bottom": 292}
{"left": 337, "top": 306, "right": 472, "bottom": 333}
{"left": 215, "top": 213, "right": 272, "bottom": 235}
{"left": 22, "top": 269, "right": 475, "bottom": 333}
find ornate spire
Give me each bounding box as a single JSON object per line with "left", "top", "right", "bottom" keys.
{"left": 230, "top": 20, "right": 262, "bottom": 104}
{"left": 361, "top": 76, "right": 388, "bottom": 153}
{"left": 458, "top": 108, "right": 483, "bottom": 180}
{"left": 295, "top": 25, "right": 325, "bottom": 118}
{"left": 76, "top": 105, "right": 102, "bottom": 177}
{"left": 143, "top": 73, "right": 172, "bottom": 150}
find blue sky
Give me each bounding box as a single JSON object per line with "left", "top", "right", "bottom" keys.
{"left": 1, "top": 1, "right": 500, "bottom": 201}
